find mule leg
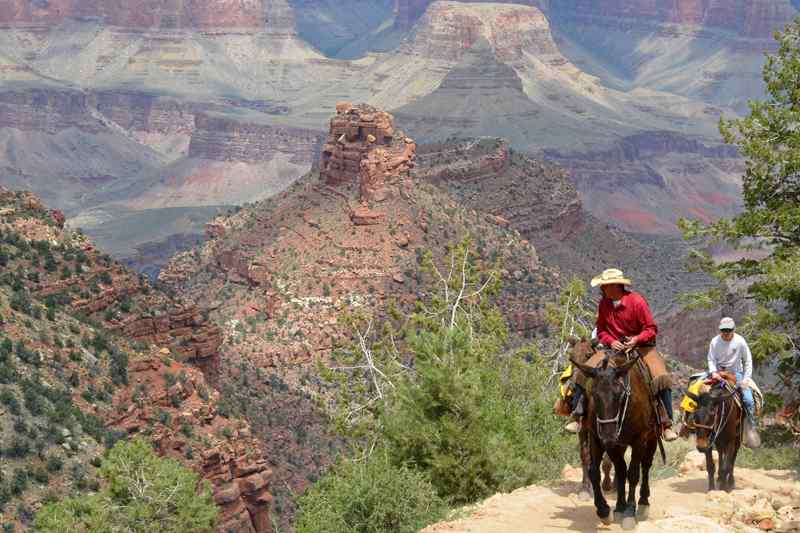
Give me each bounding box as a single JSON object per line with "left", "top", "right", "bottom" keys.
{"left": 726, "top": 441, "right": 740, "bottom": 491}
{"left": 637, "top": 437, "right": 657, "bottom": 520}
{"left": 578, "top": 427, "right": 592, "bottom": 499}
{"left": 622, "top": 444, "right": 643, "bottom": 531}
{"left": 705, "top": 448, "right": 716, "bottom": 492}
{"left": 717, "top": 449, "right": 729, "bottom": 492}
{"left": 607, "top": 447, "right": 627, "bottom": 521}
{"left": 588, "top": 434, "right": 611, "bottom": 524}
{"left": 727, "top": 423, "right": 742, "bottom": 492}
{"left": 602, "top": 453, "right": 614, "bottom": 492}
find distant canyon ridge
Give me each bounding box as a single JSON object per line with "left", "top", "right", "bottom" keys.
{"left": 0, "top": 0, "right": 794, "bottom": 270}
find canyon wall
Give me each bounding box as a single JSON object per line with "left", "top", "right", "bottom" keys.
{"left": 394, "top": 0, "right": 797, "bottom": 39}
{"left": 190, "top": 114, "right": 319, "bottom": 164}
{"left": 0, "top": 89, "right": 103, "bottom": 134}
{"left": 0, "top": 0, "right": 267, "bottom": 29}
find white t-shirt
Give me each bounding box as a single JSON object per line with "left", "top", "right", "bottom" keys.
{"left": 707, "top": 332, "right": 753, "bottom": 381}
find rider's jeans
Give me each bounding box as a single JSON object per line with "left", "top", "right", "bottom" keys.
{"left": 735, "top": 371, "right": 756, "bottom": 421}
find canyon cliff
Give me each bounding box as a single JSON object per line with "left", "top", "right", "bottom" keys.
{"left": 159, "top": 104, "right": 560, "bottom": 525}
{"left": 0, "top": 187, "right": 273, "bottom": 531}
{"left": 0, "top": 0, "right": 269, "bottom": 30}
{"left": 394, "top": 0, "right": 798, "bottom": 39}
{"left": 0, "top": 0, "right": 787, "bottom": 279}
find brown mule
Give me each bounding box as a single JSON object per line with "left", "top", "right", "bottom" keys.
{"left": 572, "top": 350, "right": 662, "bottom": 530}
{"left": 686, "top": 382, "right": 742, "bottom": 492}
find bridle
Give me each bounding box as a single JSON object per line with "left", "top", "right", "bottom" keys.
{"left": 596, "top": 371, "right": 631, "bottom": 440}
{"left": 594, "top": 350, "right": 638, "bottom": 440}
{"left": 686, "top": 386, "right": 734, "bottom": 449}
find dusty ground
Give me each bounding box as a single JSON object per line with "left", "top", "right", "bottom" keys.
{"left": 422, "top": 458, "right": 799, "bottom": 533}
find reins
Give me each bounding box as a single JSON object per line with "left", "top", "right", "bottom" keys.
{"left": 686, "top": 385, "right": 736, "bottom": 450}
{"left": 595, "top": 349, "right": 638, "bottom": 441}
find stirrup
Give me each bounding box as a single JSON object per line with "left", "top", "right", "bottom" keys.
{"left": 662, "top": 427, "right": 678, "bottom": 442}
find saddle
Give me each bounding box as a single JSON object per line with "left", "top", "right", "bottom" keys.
{"left": 683, "top": 372, "right": 738, "bottom": 413}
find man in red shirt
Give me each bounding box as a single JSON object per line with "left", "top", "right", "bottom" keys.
{"left": 590, "top": 268, "right": 677, "bottom": 441}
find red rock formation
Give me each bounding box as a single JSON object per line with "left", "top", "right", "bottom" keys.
{"left": 110, "top": 355, "right": 272, "bottom": 532}
{"left": 113, "top": 307, "right": 223, "bottom": 362}
{"left": 558, "top": 0, "right": 798, "bottom": 38}
{"left": 0, "top": 0, "right": 268, "bottom": 29}
{"left": 393, "top": 0, "right": 797, "bottom": 40}
{"left": 0, "top": 0, "right": 74, "bottom": 24}
{"left": 320, "top": 102, "right": 416, "bottom": 203}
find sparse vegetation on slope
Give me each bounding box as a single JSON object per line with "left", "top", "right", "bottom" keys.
{"left": 0, "top": 187, "right": 273, "bottom": 530}
{"left": 297, "top": 240, "right": 572, "bottom": 531}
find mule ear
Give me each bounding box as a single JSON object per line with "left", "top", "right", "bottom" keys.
{"left": 567, "top": 336, "right": 582, "bottom": 347}
{"left": 569, "top": 358, "right": 597, "bottom": 378}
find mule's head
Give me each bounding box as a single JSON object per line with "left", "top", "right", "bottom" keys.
{"left": 568, "top": 337, "right": 595, "bottom": 365}
{"left": 571, "top": 354, "right": 639, "bottom": 446}
{"left": 692, "top": 386, "right": 734, "bottom": 452}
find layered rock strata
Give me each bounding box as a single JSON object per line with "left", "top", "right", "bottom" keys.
{"left": 0, "top": 0, "right": 268, "bottom": 30}
{"left": 189, "top": 114, "right": 319, "bottom": 164}
{"left": 320, "top": 102, "right": 416, "bottom": 203}
{"left": 110, "top": 355, "right": 272, "bottom": 532}
{"left": 0, "top": 188, "right": 223, "bottom": 369}
{"left": 393, "top": 0, "right": 797, "bottom": 39}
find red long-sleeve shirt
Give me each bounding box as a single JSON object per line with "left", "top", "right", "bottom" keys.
{"left": 596, "top": 291, "right": 658, "bottom": 346}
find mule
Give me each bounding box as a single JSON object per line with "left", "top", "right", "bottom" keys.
{"left": 687, "top": 384, "right": 742, "bottom": 492}
{"left": 572, "top": 351, "right": 662, "bottom": 530}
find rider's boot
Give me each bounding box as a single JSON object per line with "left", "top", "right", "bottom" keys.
{"left": 658, "top": 388, "right": 678, "bottom": 441}
{"left": 743, "top": 410, "right": 761, "bottom": 449}
{"left": 564, "top": 419, "right": 581, "bottom": 434}
{"left": 565, "top": 385, "right": 585, "bottom": 433}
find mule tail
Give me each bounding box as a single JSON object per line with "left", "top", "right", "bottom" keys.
{"left": 657, "top": 436, "right": 666, "bottom": 465}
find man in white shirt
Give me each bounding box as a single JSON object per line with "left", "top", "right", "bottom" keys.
{"left": 707, "top": 317, "right": 760, "bottom": 447}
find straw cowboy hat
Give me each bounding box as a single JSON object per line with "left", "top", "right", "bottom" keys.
{"left": 590, "top": 268, "right": 632, "bottom": 288}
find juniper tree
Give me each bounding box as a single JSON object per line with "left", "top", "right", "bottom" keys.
{"left": 680, "top": 19, "right": 800, "bottom": 393}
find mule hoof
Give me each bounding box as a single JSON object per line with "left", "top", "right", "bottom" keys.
{"left": 577, "top": 490, "right": 592, "bottom": 502}
{"left": 622, "top": 517, "right": 637, "bottom": 530}
{"left": 637, "top": 505, "right": 650, "bottom": 520}
{"left": 613, "top": 511, "right": 625, "bottom": 523}
{"left": 600, "top": 515, "right": 613, "bottom": 525}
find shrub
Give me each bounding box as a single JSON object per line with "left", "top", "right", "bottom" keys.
{"left": 327, "top": 239, "right": 573, "bottom": 505}
{"left": 381, "top": 332, "right": 572, "bottom": 503}
{"left": 109, "top": 349, "right": 128, "bottom": 386}
{"left": 0, "top": 390, "right": 20, "bottom": 415}
{"left": 0, "top": 364, "right": 16, "bottom": 384}
{"left": 32, "top": 467, "right": 49, "bottom": 484}
{"left": 295, "top": 453, "right": 446, "bottom": 533}
{"left": 46, "top": 455, "right": 63, "bottom": 473}
{"left": 11, "top": 470, "right": 27, "bottom": 496}
{"left": 9, "top": 291, "right": 31, "bottom": 315}
{"left": 34, "top": 438, "right": 217, "bottom": 532}
{"left": 5, "top": 436, "right": 30, "bottom": 458}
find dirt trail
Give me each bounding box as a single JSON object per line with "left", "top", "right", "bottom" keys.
{"left": 422, "top": 460, "right": 800, "bottom": 533}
